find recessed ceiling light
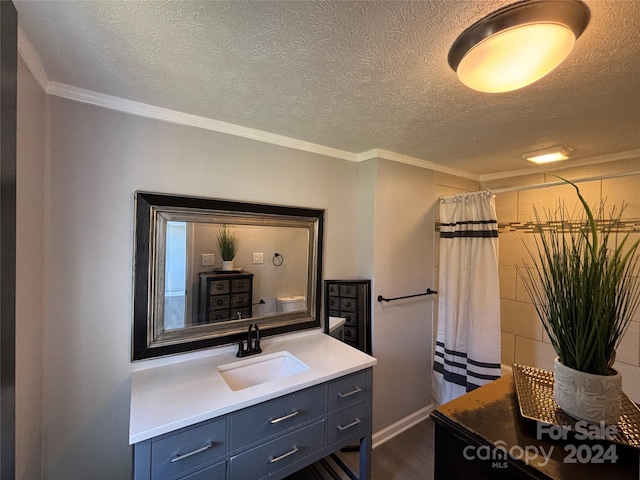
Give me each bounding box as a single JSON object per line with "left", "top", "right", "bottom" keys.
{"left": 522, "top": 146, "right": 574, "bottom": 164}
{"left": 448, "top": 0, "right": 590, "bottom": 93}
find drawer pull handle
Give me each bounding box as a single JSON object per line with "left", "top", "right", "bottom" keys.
{"left": 338, "top": 387, "right": 362, "bottom": 398}
{"left": 269, "top": 446, "right": 299, "bottom": 463}
{"left": 270, "top": 410, "right": 300, "bottom": 424}
{"left": 337, "top": 417, "right": 362, "bottom": 431}
{"left": 170, "top": 442, "right": 214, "bottom": 463}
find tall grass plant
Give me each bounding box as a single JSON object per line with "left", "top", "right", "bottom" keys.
{"left": 216, "top": 224, "right": 239, "bottom": 261}
{"left": 518, "top": 178, "right": 640, "bottom": 376}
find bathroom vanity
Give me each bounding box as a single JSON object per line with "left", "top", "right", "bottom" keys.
{"left": 130, "top": 332, "right": 376, "bottom": 479}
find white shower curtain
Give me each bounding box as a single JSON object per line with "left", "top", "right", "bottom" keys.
{"left": 433, "top": 191, "right": 501, "bottom": 405}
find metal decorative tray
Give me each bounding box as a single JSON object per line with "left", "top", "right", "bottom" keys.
{"left": 512, "top": 364, "right": 640, "bottom": 448}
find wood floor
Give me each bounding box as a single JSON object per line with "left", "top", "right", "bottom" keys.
{"left": 287, "top": 418, "right": 435, "bottom": 480}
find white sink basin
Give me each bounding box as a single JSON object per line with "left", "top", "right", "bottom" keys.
{"left": 217, "top": 351, "right": 310, "bottom": 391}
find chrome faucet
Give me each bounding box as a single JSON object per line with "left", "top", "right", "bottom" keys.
{"left": 237, "top": 323, "right": 262, "bottom": 357}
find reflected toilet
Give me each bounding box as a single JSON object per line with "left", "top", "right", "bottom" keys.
{"left": 276, "top": 295, "right": 306, "bottom": 313}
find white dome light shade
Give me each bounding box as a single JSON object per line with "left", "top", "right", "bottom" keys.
{"left": 457, "top": 23, "right": 576, "bottom": 93}
{"left": 449, "top": 1, "right": 590, "bottom": 94}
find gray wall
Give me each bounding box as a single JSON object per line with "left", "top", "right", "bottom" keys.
{"left": 369, "top": 159, "right": 435, "bottom": 433}
{"left": 41, "top": 97, "right": 359, "bottom": 479}
{"left": 16, "top": 56, "right": 45, "bottom": 480}
{"left": 18, "top": 83, "right": 438, "bottom": 478}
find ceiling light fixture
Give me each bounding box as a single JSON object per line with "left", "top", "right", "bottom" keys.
{"left": 522, "top": 146, "right": 574, "bottom": 164}
{"left": 448, "top": 0, "right": 590, "bottom": 93}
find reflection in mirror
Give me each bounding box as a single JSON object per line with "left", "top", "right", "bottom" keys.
{"left": 132, "top": 192, "right": 324, "bottom": 360}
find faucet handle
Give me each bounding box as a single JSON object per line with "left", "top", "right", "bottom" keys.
{"left": 254, "top": 324, "right": 260, "bottom": 348}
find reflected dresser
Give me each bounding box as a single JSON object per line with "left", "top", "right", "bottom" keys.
{"left": 324, "top": 280, "right": 372, "bottom": 354}
{"left": 198, "top": 272, "right": 254, "bottom": 324}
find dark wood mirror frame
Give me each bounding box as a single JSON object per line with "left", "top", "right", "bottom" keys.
{"left": 132, "top": 192, "right": 324, "bottom": 361}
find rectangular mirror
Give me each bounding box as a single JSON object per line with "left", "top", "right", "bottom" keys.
{"left": 132, "top": 192, "right": 324, "bottom": 360}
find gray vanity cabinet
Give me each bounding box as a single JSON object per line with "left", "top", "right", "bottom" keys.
{"left": 132, "top": 368, "right": 373, "bottom": 480}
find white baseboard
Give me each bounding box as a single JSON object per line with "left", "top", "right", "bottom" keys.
{"left": 372, "top": 404, "right": 435, "bottom": 449}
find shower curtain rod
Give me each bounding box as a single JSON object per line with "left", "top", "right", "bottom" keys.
{"left": 489, "top": 171, "right": 640, "bottom": 194}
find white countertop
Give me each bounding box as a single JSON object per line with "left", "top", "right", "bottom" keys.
{"left": 328, "top": 316, "right": 346, "bottom": 332}
{"left": 129, "top": 331, "right": 377, "bottom": 444}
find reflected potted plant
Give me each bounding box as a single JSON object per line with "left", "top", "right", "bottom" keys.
{"left": 216, "top": 224, "right": 239, "bottom": 271}
{"left": 518, "top": 177, "right": 640, "bottom": 424}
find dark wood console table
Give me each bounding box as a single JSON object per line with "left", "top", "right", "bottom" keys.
{"left": 430, "top": 375, "right": 639, "bottom": 479}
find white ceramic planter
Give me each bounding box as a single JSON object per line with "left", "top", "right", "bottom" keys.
{"left": 553, "top": 357, "right": 622, "bottom": 425}
{"left": 221, "top": 260, "right": 234, "bottom": 271}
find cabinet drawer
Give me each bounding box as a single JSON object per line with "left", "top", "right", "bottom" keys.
{"left": 328, "top": 284, "right": 340, "bottom": 296}
{"left": 209, "top": 295, "right": 230, "bottom": 310}
{"left": 151, "top": 418, "right": 226, "bottom": 480}
{"left": 342, "top": 312, "right": 357, "bottom": 326}
{"left": 230, "top": 293, "right": 250, "bottom": 307}
{"left": 328, "top": 296, "right": 340, "bottom": 310}
{"left": 339, "top": 298, "right": 356, "bottom": 311}
{"left": 180, "top": 460, "right": 226, "bottom": 480}
{"left": 231, "top": 278, "right": 251, "bottom": 292}
{"left": 343, "top": 326, "right": 358, "bottom": 343}
{"left": 327, "top": 402, "right": 367, "bottom": 446}
{"left": 229, "top": 420, "right": 325, "bottom": 480}
{"left": 209, "top": 310, "right": 230, "bottom": 322}
{"left": 209, "top": 280, "right": 230, "bottom": 295}
{"left": 339, "top": 285, "right": 357, "bottom": 297}
{"left": 328, "top": 370, "right": 368, "bottom": 411}
{"left": 229, "top": 383, "right": 326, "bottom": 450}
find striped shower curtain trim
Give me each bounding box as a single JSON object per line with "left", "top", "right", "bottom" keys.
{"left": 439, "top": 219, "right": 498, "bottom": 238}
{"left": 433, "top": 341, "right": 501, "bottom": 392}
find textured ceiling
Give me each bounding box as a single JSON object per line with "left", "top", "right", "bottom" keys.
{"left": 14, "top": 0, "right": 640, "bottom": 175}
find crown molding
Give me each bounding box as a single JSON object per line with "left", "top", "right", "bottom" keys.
{"left": 41, "top": 82, "right": 484, "bottom": 180}
{"left": 19, "top": 29, "right": 632, "bottom": 184}
{"left": 17, "top": 26, "right": 48, "bottom": 91}
{"left": 478, "top": 148, "right": 640, "bottom": 183}
{"left": 358, "top": 149, "right": 480, "bottom": 181}
{"left": 46, "top": 82, "right": 360, "bottom": 162}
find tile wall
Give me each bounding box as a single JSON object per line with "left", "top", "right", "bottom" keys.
{"left": 483, "top": 158, "right": 640, "bottom": 402}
